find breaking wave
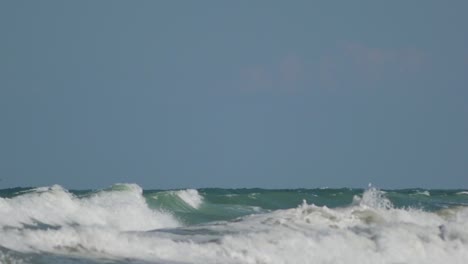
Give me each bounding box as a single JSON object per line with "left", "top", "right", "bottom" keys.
{"left": 0, "top": 183, "right": 179, "bottom": 230}
{"left": 0, "top": 185, "right": 468, "bottom": 263}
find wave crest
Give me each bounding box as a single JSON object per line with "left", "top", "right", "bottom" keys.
{"left": 0, "top": 183, "right": 179, "bottom": 231}
{"left": 353, "top": 186, "right": 393, "bottom": 209}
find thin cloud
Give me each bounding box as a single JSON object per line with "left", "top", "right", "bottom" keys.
{"left": 318, "top": 42, "right": 428, "bottom": 89}
{"left": 240, "top": 65, "right": 273, "bottom": 92}
{"left": 239, "top": 53, "right": 305, "bottom": 93}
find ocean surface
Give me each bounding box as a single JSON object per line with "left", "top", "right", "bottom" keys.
{"left": 1, "top": 184, "right": 468, "bottom": 264}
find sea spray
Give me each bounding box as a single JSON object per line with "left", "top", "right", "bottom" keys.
{"left": 0, "top": 185, "right": 468, "bottom": 263}
{"left": 175, "top": 189, "right": 204, "bottom": 209}
{"left": 0, "top": 183, "right": 179, "bottom": 230}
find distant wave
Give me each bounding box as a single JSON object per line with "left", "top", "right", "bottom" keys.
{"left": 412, "top": 190, "right": 431, "bottom": 196}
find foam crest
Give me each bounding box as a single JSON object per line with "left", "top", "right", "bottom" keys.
{"left": 0, "top": 183, "right": 179, "bottom": 231}
{"left": 5, "top": 202, "right": 465, "bottom": 264}
{"left": 353, "top": 186, "right": 393, "bottom": 209}
{"left": 174, "top": 189, "right": 204, "bottom": 209}
{"left": 1, "top": 186, "right": 468, "bottom": 263}
{"left": 414, "top": 190, "right": 431, "bottom": 196}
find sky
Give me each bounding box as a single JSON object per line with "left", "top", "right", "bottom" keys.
{"left": 1, "top": 1, "right": 467, "bottom": 189}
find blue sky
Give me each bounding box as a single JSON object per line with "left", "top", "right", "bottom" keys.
{"left": 1, "top": 1, "right": 467, "bottom": 189}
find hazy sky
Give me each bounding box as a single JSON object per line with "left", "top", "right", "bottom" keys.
{"left": 1, "top": 1, "right": 467, "bottom": 189}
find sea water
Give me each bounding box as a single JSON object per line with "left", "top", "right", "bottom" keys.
{"left": 1, "top": 184, "right": 468, "bottom": 263}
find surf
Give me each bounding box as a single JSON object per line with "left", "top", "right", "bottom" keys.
{"left": 1, "top": 184, "right": 468, "bottom": 263}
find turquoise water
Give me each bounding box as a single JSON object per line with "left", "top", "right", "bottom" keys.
{"left": 1, "top": 184, "right": 468, "bottom": 263}
{"left": 145, "top": 187, "right": 468, "bottom": 224}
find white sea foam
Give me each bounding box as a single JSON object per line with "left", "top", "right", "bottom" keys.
{"left": 1, "top": 187, "right": 468, "bottom": 263}
{"left": 248, "top": 193, "right": 258, "bottom": 199}
{"left": 456, "top": 191, "right": 468, "bottom": 195}
{"left": 353, "top": 186, "right": 393, "bottom": 209}
{"left": 174, "top": 189, "right": 204, "bottom": 209}
{"left": 0, "top": 183, "right": 179, "bottom": 231}
{"left": 411, "top": 190, "right": 431, "bottom": 196}
{"left": 0, "top": 250, "right": 27, "bottom": 264}
{"left": 421, "top": 190, "right": 431, "bottom": 196}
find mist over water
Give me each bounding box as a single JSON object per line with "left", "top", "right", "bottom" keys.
{"left": 1, "top": 184, "right": 468, "bottom": 263}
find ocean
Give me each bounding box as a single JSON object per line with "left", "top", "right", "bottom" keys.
{"left": 1, "top": 184, "right": 467, "bottom": 264}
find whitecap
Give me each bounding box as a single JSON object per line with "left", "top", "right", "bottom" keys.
{"left": 2, "top": 186, "right": 468, "bottom": 263}
{"left": 411, "top": 190, "right": 431, "bottom": 196}
{"left": 0, "top": 183, "right": 180, "bottom": 231}
{"left": 174, "top": 189, "right": 204, "bottom": 209}
{"left": 353, "top": 186, "right": 393, "bottom": 210}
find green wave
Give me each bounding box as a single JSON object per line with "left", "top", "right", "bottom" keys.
{"left": 140, "top": 188, "right": 468, "bottom": 225}
{"left": 2, "top": 186, "right": 468, "bottom": 225}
